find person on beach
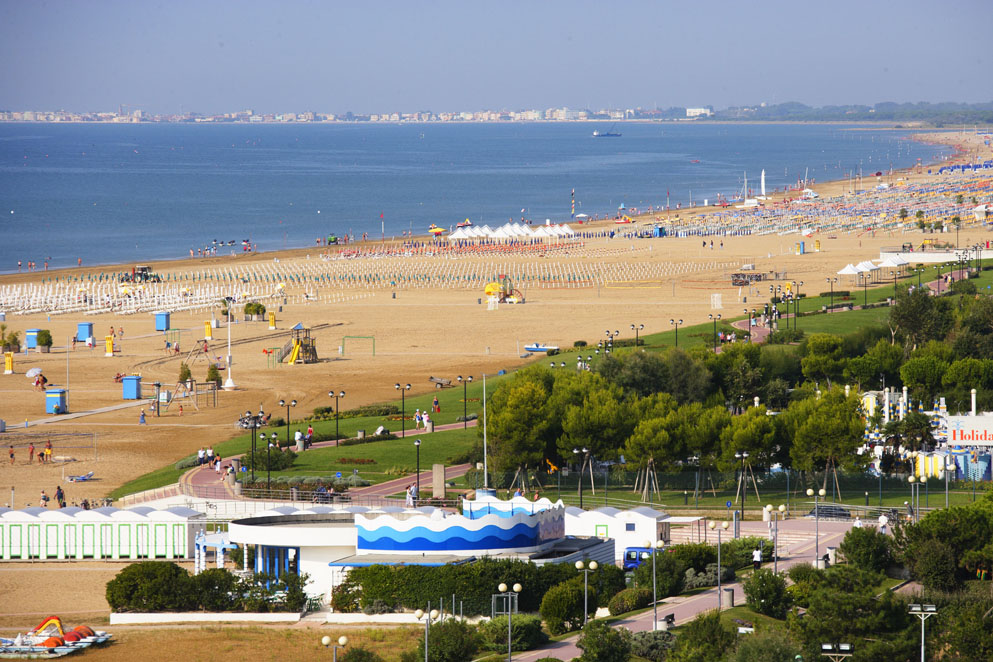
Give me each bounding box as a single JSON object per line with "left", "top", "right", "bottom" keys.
{"left": 8, "top": 446, "right": 13, "bottom": 465}
{"left": 432, "top": 396, "right": 440, "bottom": 413}
{"left": 139, "top": 409, "right": 146, "bottom": 425}
{"left": 55, "top": 486, "right": 65, "bottom": 509}
{"left": 28, "top": 443, "right": 34, "bottom": 464}
{"left": 40, "top": 490, "right": 50, "bottom": 508}
{"left": 414, "top": 409, "right": 422, "bottom": 430}
{"left": 405, "top": 484, "right": 414, "bottom": 507}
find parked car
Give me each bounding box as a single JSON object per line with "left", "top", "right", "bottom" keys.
{"left": 805, "top": 505, "right": 851, "bottom": 520}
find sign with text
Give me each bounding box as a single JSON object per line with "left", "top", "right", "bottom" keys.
{"left": 947, "top": 416, "right": 993, "bottom": 446}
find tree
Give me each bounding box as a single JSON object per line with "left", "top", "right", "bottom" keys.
{"left": 633, "top": 551, "right": 686, "bottom": 598}
{"left": 659, "top": 348, "right": 712, "bottom": 404}
{"left": 412, "top": 618, "right": 479, "bottom": 662}
{"left": 743, "top": 568, "right": 790, "bottom": 618}
{"left": 938, "top": 600, "right": 993, "bottom": 662}
{"left": 838, "top": 526, "right": 891, "bottom": 573}
{"left": 575, "top": 620, "right": 632, "bottom": 662}
{"left": 800, "top": 333, "right": 846, "bottom": 387}
{"left": 718, "top": 405, "right": 783, "bottom": 470}
{"left": 486, "top": 377, "right": 551, "bottom": 474}
{"left": 909, "top": 538, "right": 959, "bottom": 591}
{"left": 625, "top": 418, "right": 676, "bottom": 473}
{"left": 889, "top": 287, "right": 953, "bottom": 353}
{"left": 178, "top": 362, "right": 192, "bottom": 383}
{"left": 539, "top": 581, "right": 589, "bottom": 635}
{"left": 844, "top": 338, "right": 904, "bottom": 390}
{"left": 899, "top": 354, "right": 949, "bottom": 401}
{"left": 557, "top": 383, "right": 632, "bottom": 461}
{"left": 730, "top": 629, "right": 800, "bottom": 662}
{"left": 596, "top": 351, "right": 669, "bottom": 398}
{"left": 668, "top": 610, "right": 736, "bottom": 662}
{"left": 105, "top": 561, "right": 193, "bottom": 612}
{"left": 205, "top": 363, "right": 221, "bottom": 386}
{"left": 786, "top": 389, "right": 866, "bottom": 490}
{"left": 899, "top": 207, "right": 908, "bottom": 221}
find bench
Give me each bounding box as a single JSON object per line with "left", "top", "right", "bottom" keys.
{"left": 429, "top": 376, "right": 453, "bottom": 389}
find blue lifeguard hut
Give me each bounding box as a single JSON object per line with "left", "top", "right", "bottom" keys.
{"left": 25, "top": 329, "right": 40, "bottom": 349}
{"left": 46, "top": 389, "right": 67, "bottom": 414}
{"left": 122, "top": 375, "right": 142, "bottom": 400}
{"left": 77, "top": 322, "right": 94, "bottom": 343}
{"left": 154, "top": 311, "right": 171, "bottom": 332}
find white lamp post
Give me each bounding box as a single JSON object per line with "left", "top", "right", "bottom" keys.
{"left": 575, "top": 560, "right": 598, "bottom": 626}
{"left": 320, "top": 635, "right": 348, "bottom": 662}
{"left": 708, "top": 521, "right": 729, "bottom": 608}
{"left": 820, "top": 642, "right": 854, "bottom": 662}
{"left": 765, "top": 504, "right": 786, "bottom": 573}
{"left": 641, "top": 538, "right": 665, "bottom": 629}
{"left": 908, "top": 604, "right": 937, "bottom": 662}
{"left": 223, "top": 303, "right": 235, "bottom": 390}
{"left": 415, "top": 607, "right": 439, "bottom": 662}
{"left": 807, "top": 488, "right": 827, "bottom": 565}
{"left": 496, "top": 583, "right": 521, "bottom": 662}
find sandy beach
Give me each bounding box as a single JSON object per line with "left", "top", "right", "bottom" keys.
{"left": 0, "top": 129, "right": 990, "bottom": 510}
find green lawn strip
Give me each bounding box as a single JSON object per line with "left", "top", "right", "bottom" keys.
{"left": 716, "top": 605, "right": 784, "bottom": 632}
{"left": 108, "top": 464, "right": 188, "bottom": 500}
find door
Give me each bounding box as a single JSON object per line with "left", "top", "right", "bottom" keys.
{"left": 64, "top": 524, "right": 76, "bottom": 558}
{"left": 26, "top": 524, "right": 41, "bottom": 558}
{"left": 81, "top": 524, "right": 95, "bottom": 557}
{"left": 153, "top": 524, "right": 168, "bottom": 557}
{"left": 136, "top": 524, "right": 149, "bottom": 558}
{"left": 118, "top": 524, "right": 131, "bottom": 558}
{"left": 45, "top": 524, "right": 59, "bottom": 558}
{"left": 100, "top": 524, "right": 113, "bottom": 558}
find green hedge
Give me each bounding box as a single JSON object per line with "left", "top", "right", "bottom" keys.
{"left": 478, "top": 615, "right": 548, "bottom": 652}
{"left": 244, "top": 448, "right": 297, "bottom": 471}
{"left": 607, "top": 587, "right": 653, "bottom": 615}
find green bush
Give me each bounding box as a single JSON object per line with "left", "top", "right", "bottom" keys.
{"left": 607, "top": 587, "right": 653, "bottom": 615}
{"left": 583, "top": 562, "right": 626, "bottom": 608}
{"left": 546, "top": 348, "right": 560, "bottom": 356}
{"left": 413, "top": 618, "right": 478, "bottom": 662}
{"left": 630, "top": 630, "right": 677, "bottom": 662}
{"left": 245, "top": 447, "right": 297, "bottom": 471}
{"left": 540, "top": 581, "right": 589, "bottom": 635}
{"left": 742, "top": 568, "right": 791, "bottom": 619}
{"left": 667, "top": 543, "right": 716, "bottom": 573}
{"left": 339, "top": 647, "right": 384, "bottom": 662}
{"left": 910, "top": 538, "right": 959, "bottom": 591}
{"left": 729, "top": 629, "right": 801, "bottom": 662}
{"left": 839, "top": 526, "right": 892, "bottom": 573}
{"left": 178, "top": 362, "right": 192, "bottom": 383}
{"left": 683, "top": 563, "right": 735, "bottom": 590}
{"left": 36, "top": 329, "right": 53, "bottom": 347}
{"left": 478, "top": 614, "right": 548, "bottom": 652}
{"left": 574, "top": 340, "right": 588, "bottom": 347}
{"left": 205, "top": 363, "right": 221, "bottom": 386}
{"left": 106, "top": 561, "right": 193, "bottom": 612}
{"left": 633, "top": 551, "right": 686, "bottom": 598}
{"left": 575, "top": 620, "right": 631, "bottom": 662}
{"left": 191, "top": 568, "right": 240, "bottom": 612}
{"left": 330, "top": 582, "right": 360, "bottom": 613}
{"left": 174, "top": 455, "right": 198, "bottom": 470}
{"left": 786, "top": 563, "right": 818, "bottom": 585}
{"left": 668, "top": 610, "right": 736, "bottom": 662}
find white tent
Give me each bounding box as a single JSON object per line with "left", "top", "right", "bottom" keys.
{"left": 837, "top": 264, "right": 860, "bottom": 275}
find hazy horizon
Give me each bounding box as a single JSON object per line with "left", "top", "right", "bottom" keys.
{"left": 1, "top": 0, "right": 990, "bottom": 116}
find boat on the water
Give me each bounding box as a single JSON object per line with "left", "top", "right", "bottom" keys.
{"left": 592, "top": 124, "right": 621, "bottom": 137}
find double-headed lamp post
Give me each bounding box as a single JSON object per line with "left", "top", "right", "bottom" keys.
{"left": 631, "top": 323, "right": 644, "bottom": 347}
{"left": 320, "top": 635, "right": 348, "bottom": 662}
{"left": 278, "top": 399, "right": 296, "bottom": 446}
{"left": 414, "top": 439, "right": 422, "bottom": 505}
{"left": 819, "top": 643, "right": 853, "bottom": 662}
{"left": 765, "top": 504, "right": 787, "bottom": 574}
{"left": 395, "top": 383, "right": 411, "bottom": 437}
{"left": 707, "top": 521, "right": 729, "bottom": 608}
{"left": 709, "top": 313, "right": 722, "bottom": 352}
{"left": 641, "top": 539, "right": 665, "bottom": 629}
{"left": 246, "top": 407, "right": 264, "bottom": 483}
{"left": 669, "top": 318, "right": 683, "bottom": 347}
{"left": 457, "top": 375, "right": 473, "bottom": 429}
{"left": 807, "top": 488, "right": 827, "bottom": 565}
{"left": 908, "top": 604, "right": 937, "bottom": 662}
{"left": 267, "top": 432, "right": 278, "bottom": 489}
{"left": 414, "top": 607, "right": 439, "bottom": 662}
{"left": 827, "top": 277, "right": 838, "bottom": 311}
{"left": 575, "top": 560, "right": 598, "bottom": 626}
{"left": 328, "top": 390, "right": 345, "bottom": 446}
{"left": 573, "top": 447, "right": 590, "bottom": 508}
{"left": 908, "top": 475, "right": 925, "bottom": 524}
{"left": 939, "top": 457, "right": 956, "bottom": 508}
{"left": 496, "top": 583, "right": 521, "bottom": 662}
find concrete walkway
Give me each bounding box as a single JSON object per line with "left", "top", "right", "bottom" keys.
{"left": 23, "top": 398, "right": 150, "bottom": 427}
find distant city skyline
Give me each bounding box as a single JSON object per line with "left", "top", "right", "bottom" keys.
{"left": 1, "top": 0, "right": 990, "bottom": 116}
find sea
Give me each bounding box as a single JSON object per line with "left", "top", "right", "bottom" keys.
{"left": 0, "top": 122, "right": 952, "bottom": 273}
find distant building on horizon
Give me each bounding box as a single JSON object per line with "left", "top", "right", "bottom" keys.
{"left": 686, "top": 107, "right": 713, "bottom": 118}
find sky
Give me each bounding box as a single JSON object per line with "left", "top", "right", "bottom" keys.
{"left": 1, "top": 0, "right": 990, "bottom": 115}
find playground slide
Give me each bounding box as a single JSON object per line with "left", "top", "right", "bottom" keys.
{"left": 286, "top": 340, "right": 301, "bottom": 364}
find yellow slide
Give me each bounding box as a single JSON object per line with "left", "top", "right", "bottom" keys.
{"left": 287, "top": 340, "right": 301, "bottom": 364}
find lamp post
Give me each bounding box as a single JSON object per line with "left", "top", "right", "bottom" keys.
{"left": 246, "top": 408, "right": 264, "bottom": 483}
{"left": 630, "top": 323, "right": 644, "bottom": 347}
{"left": 395, "top": 383, "right": 411, "bottom": 437}
{"left": 807, "top": 488, "right": 827, "bottom": 565}
{"left": 495, "top": 583, "right": 521, "bottom": 662}
{"left": 735, "top": 451, "right": 749, "bottom": 521}
{"left": 827, "top": 277, "right": 837, "bottom": 311}
{"left": 669, "top": 318, "right": 683, "bottom": 347}
{"left": 415, "top": 607, "right": 439, "bottom": 662}
{"left": 819, "top": 643, "right": 854, "bottom": 662}
{"left": 320, "top": 635, "right": 348, "bottom": 662}
{"left": 457, "top": 375, "right": 473, "bottom": 429}
{"left": 709, "top": 314, "right": 721, "bottom": 352}
{"left": 605, "top": 329, "right": 619, "bottom": 354}
{"left": 890, "top": 270, "right": 898, "bottom": 298}
{"left": 414, "top": 438, "right": 421, "bottom": 505}
{"left": 908, "top": 604, "right": 937, "bottom": 662}
{"left": 743, "top": 308, "right": 750, "bottom": 342}
{"left": 328, "top": 390, "right": 345, "bottom": 446}
{"left": 575, "top": 560, "right": 598, "bottom": 627}
{"left": 940, "top": 457, "right": 955, "bottom": 508}
{"left": 641, "top": 539, "right": 665, "bottom": 629}
{"left": 908, "top": 475, "right": 924, "bottom": 524}
{"left": 268, "top": 432, "right": 277, "bottom": 489}
{"left": 934, "top": 264, "right": 942, "bottom": 295}
{"left": 573, "top": 447, "right": 590, "bottom": 508}
{"left": 765, "top": 504, "right": 786, "bottom": 574}
{"left": 707, "top": 521, "right": 729, "bottom": 608}
{"left": 278, "top": 399, "right": 297, "bottom": 446}
{"left": 915, "top": 267, "right": 924, "bottom": 288}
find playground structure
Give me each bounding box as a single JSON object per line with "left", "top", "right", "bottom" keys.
{"left": 340, "top": 335, "right": 375, "bottom": 357}
{"left": 276, "top": 325, "right": 318, "bottom": 364}
{"left": 158, "top": 378, "right": 218, "bottom": 412}
{"left": 484, "top": 274, "right": 526, "bottom": 305}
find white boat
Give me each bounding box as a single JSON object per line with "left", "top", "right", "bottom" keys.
{"left": 524, "top": 343, "right": 559, "bottom": 353}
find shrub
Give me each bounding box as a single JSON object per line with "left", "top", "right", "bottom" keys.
{"left": 668, "top": 543, "right": 716, "bottom": 573}
{"left": 787, "top": 562, "right": 819, "bottom": 585}
{"left": 910, "top": 538, "right": 959, "bottom": 591}
{"left": 178, "top": 362, "right": 192, "bottom": 383}
{"left": 730, "top": 629, "right": 801, "bottom": 662}
{"left": 633, "top": 551, "right": 686, "bottom": 598}
{"left": 478, "top": 615, "right": 548, "bottom": 652}
{"left": 766, "top": 328, "right": 805, "bottom": 345}
{"left": 607, "top": 587, "right": 653, "bottom": 615}
{"left": 575, "top": 620, "right": 631, "bottom": 662}
{"left": 413, "top": 618, "right": 478, "bottom": 662}
{"left": 191, "top": 568, "right": 240, "bottom": 612}
{"left": 330, "top": 581, "right": 360, "bottom": 613}
{"left": 245, "top": 448, "right": 297, "bottom": 471}
{"left": 105, "top": 561, "right": 193, "bottom": 612}
{"left": 540, "top": 581, "right": 588, "bottom": 635}
{"left": 743, "top": 568, "right": 791, "bottom": 619}
{"left": 683, "top": 563, "right": 735, "bottom": 590}
{"left": 340, "top": 647, "right": 384, "bottom": 662}
{"left": 584, "top": 562, "right": 627, "bottom": 607}
{"left": 546, "top": 348, "right": 559, "bottom": 356}
{"left": 174, "top": 455, "right": 198, "bottom": 470}
{"left": 630, "top": 630, "right": 677, "bottom": 662}
{"left": 839, "top": 526, "right": 892, "bottom": 573}
{"left": 573, "top": 340, "right": 588, "bottom": 347}
{"left": 205, "top": 363, "right": 221, "bottom": 386}
{"left": 36, "top": 329, "right": 53, "bottom": 347}
{"left": 668, "top": 610, "right": 736, "bottom": 662}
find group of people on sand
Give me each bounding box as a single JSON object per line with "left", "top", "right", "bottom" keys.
{"left": 9, "top": 440, "right": 54, "bottom": 465}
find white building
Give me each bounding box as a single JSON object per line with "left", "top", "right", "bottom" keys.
{"left": 686, "top": 107, "right": 713, "bottom": 118}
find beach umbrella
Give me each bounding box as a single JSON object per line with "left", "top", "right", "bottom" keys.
{"left": 25, "top": 368, "right": 43, "bottom": 378}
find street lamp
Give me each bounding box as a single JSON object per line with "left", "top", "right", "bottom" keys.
{"left": 456, "top": 375, "right": 473, "bottom": 429}
{"left": 735, "top": 451, "right": 749, "bottom": 521}
{"left": 414, "top": 607, "right": 440, "bottom": 662}
{"left": 908, "top": 604, "right": 937, "bottom": 662}
{"left": 631, "top": 323, "right": 645, "bottom": 347}
{"left": 245, "top": 407, "right": 264, "bottom": 483}
{"left": 707, "top": 521, "right": 729, "bottom": 608}
{"left": 939, "top": 457, "right": 956, "bottom": 508}
{"left": 495, "top": 583, "right": 521, "bottom": 662}
{"left": 908, "top": 475, "right": 925, "bottom": 524}
{"left": 915, "top": 266, "right": 924, "bottom": 288}
{"left": 819, "top": 643, "right": 853, "bottom": 662}
{"left": 395, "top": 383, "right": 411, "bottom": 437}
{"left": 320, "top": 635, "right": 348, "bottom": 662}
{"left": 765, "top": 504, "right": 786, "bottom": 574}
{"left": 414, "top": 439, "right": 421, "bottom": 505}
{"left": 934, "top": 264, "right": 942, "bottom": 295}
{"left": 641, "top": 539, "right": 665, "bottom": 629}
{"left": 268, "top": 432, "right": 277, "bottom": 490}
{"left": 807, "top": 488, "right": 827, "bottom": 565}
{"left": 708, "top": 314, "right": 722, "bottom": 352}
{"left": 328, "top": 390, "right": 345, "bottom": 446}
{"left": 669, "top": 318, "right": 683, "bottom": 347}
{"left": 573, "top": 447, "right": 590, "bottom": 508}
{"left": 890, "top": 270, "right": 898, "bottom": 298}
{"left": 278, "top": 399, "right": 297, "bottom": 445}
{"left": 827, "top": 277, "right": 837, "bottom": 311}
{"left": 575, "top": 560, "right": 598, "bottom": 626}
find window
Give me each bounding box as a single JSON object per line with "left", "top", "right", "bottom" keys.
{"left": 625, "top": 523, "right": 636, "bottom": 532}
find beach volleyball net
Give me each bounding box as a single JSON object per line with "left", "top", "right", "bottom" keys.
{"left": 2, "top": 431, "right": 98, "bottom": 462}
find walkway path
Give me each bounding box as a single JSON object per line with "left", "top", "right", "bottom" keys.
{"left": 24, "top": 398, "right": 148, "bottom": 427}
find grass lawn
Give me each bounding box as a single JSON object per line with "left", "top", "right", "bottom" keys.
{"left": 717, "top": 605, "right": 784, "bottom": 633}
{"left": 108, "top": 464, "right": 187, "bottom": 500}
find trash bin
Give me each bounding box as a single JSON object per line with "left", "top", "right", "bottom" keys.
{"left": 356, "top": 429, "right": 366, "bottom": 439}
{"left": 815, "top": 557, "right": 828, "bottom": 570}
{"left": 722, "top": 587, "right": 734, "bottom": 607}
{"left": 0, "top": 419, "right": 5, "bottom": 433}
{"left": 231, "top": 458, "right": 241, "bottom": 473}
{"left": 425, "top": 420, "right": 435, "bottom": 433}
{"left": 827, "top": 546, "right": 838, "bottom": 565}
{"left": 25, "top": 329, "right": 40, "bottom": 349}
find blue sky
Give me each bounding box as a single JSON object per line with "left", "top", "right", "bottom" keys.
{"left": 1, "top": 0, "right": 989, "bottom": 115}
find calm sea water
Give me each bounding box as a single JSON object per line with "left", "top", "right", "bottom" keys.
{"left": 0, "top": 122, "right": 950, "bottom": 272}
